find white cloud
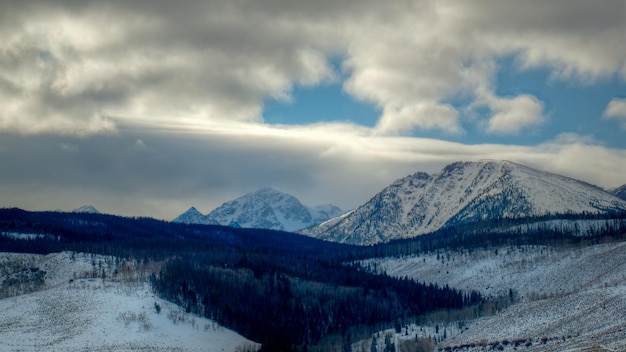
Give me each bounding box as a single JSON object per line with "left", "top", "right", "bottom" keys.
{"left": 0, "top": 1, "right": 624, "bottom": 137}
{"left": 485, "top": 94, "right": 545, "bottom": 134}
{"left": 375, "top": 103, "right": 462, "bottom": 135}
{"left": 603, "top": 98, "right": 626, "bottom": 129}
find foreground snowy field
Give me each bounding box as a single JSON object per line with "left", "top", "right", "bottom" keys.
{"left": 363, "top": 241, "right": 626, "bottom": 351}
{"left": 0, "top": 252, "right": 258, "bottom": 352}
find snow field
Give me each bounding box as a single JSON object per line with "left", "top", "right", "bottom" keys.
{"left": 365, "top": 242, "right": 626, "bottom": 299}
{"left": 0, "top": 251, "right": 259, "bottom": 352}
{"left": 361, "top": 241, "right": 626, "bottom": 351}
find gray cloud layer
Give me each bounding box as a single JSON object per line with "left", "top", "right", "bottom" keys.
{"left": 2, "top": 122, "right": 626, "bottom": 219}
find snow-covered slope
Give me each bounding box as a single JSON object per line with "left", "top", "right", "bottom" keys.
{"left": 0, "top": 251, "right": 258, "bottom": 352}
{"left": 366, "top": 242, "right": 626, "bottom": 300}
{"left": 208, "top": 188, "right": 314, "bottom": 231}
{"left": 175, "top": 188, "right": 344, "bottom": 232}
{"left": 72, "top": 205, "right": 100, "bottom": 214}
{"left": 308, "top": 204, "right": 344, "bottom": 224}
{"left": 172, "top": 206, "right": 219, "bottom": 225}
{"left": 364, "top": 241, "right": 626, "bottom": 351}
{"left": 304, "top": 160, "right": 626, "bottom": 245}
{"left": 609, "top": 184, "right": 626, "bottom": 201}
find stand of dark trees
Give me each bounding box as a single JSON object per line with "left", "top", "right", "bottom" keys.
{"left": 360, "top": 211, "right": 626, "bottom": 259}
{"left": 150, "top": 254, "right": 478, "bottom": 351}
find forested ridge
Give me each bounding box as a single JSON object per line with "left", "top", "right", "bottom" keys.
{"left": 0, "top": 208, "right": 480, "bottom": 351}
{"left": 361, "top": 211, "right": 626, "bottom": 259}
{"left": 2, "top": 208, "right": 625, "bottom": 350}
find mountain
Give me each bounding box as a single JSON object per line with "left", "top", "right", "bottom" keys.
{"left": 172, "top": 206, "right": 219, "bottom": 225}
{"left": 174, "top": 188, "right": 344, "bottom": 232}
{"left": 208, "top": 188, "right": 344, "bottom": 231}
{"left": 71, "top": 205, "right": 100, "bottom": 214}
{"left": 303, "top": 160, "right": 626, "bottom": 245}
{"left": 308, "top": 204, "right": 345, "bottom": 224}
{"left": 609, "top": 184, "right": 626, "bottom": 201}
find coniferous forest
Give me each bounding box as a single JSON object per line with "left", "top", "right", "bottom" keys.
{"left": 2, "top": 208, "right": 626, "bottom": 350}
{"left": 0, "top": 208, "right": 480, "bottom": 350}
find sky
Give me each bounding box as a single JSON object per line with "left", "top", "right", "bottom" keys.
{"left": 1, "top": 0, "right": 626, "bottom": 220}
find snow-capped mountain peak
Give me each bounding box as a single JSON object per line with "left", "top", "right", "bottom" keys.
{"left": 172, "top": 206, "right": 219, "bottom": 225}
{"left": 303, "top": 160, "right": 626, "bottom": 245}
{"left": 208, "top": 188, "right": 328, "bottom": 232}
{"left": 173, "top": 189, "right": 345, "bottom": 232}
{"left": 72, "top": 205, "right": 100, "bottom": 214}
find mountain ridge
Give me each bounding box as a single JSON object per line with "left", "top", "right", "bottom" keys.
{"left": 302, "top": 160, "right": 626, "bottom": 245}
{"left": 173, "top": 206, "right": 219, "bottom": 225}
{"left": 173, "top": 188, "right": 344, "bottom": 232}
{"left": 609, "top": 184, "right": 626, "bottom": 201}
{"left": 72, "top": 205, "right": 100, "bottom": 214}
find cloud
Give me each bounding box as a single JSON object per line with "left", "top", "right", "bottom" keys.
{"left": 0, "top": 1, "right": 624, "bottom": 136}
{"left": 5, "top": 120, "right": 626, "bottom": 220}
{"left": 59, "top": 142, "right": 78, "bottom": 152}
{"left": 484, "top": 94, "right": 545, "bottom": 134}
{"left": 375, "top": 103, "right": 462, "bottom": 135}
{"left": 603, "top": 98, "right": 626, "bottom": 129}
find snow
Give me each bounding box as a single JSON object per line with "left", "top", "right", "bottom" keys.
{"left": 175, "top": 188, "right": 344, "bottom": 232}
{"left": 360, "top": 240, "right": 626, "bottom": 351}
{"left": 1, "top": 232, "right": 52, "bottom": 240}
{"left": 439, "top": 285, "right": 626, "bottom": 351}
{"left": 608, "top": 184, "right": 626, "bottom": 201}
{"left": 0, "top": 251, "right": 259, "bottom": 352}
{"left": 306, "top": 160, "right": 626, "bottom": 245}
{"left": 173, "top": 206, "right": 219, "bottom": 225}
{"left": 365, "top": 241, "right": 626, "bottom": 299}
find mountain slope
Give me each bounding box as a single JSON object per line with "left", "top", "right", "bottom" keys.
{"left": 172, "top": 207, "right": 219, "bottom": 225}
{"left": 174, "top": 188, "right": 344, "bottom": 232}
{"left": 609, "top": 184, "right": 626, "bottom": 201}
{"left": 0, "top": 251, "right": 258, "bottom": 351}
{"left": 304, "top": 160, "right": 626, "bottom": 245}
{"left": 363, "top": 241, "right": 626, "bottom": 351}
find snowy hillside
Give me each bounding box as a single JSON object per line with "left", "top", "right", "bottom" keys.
{"left": 365, "top": 242, "right": 626, "bottom": 300}
{"left": 174, "top": 188, "right": 344, "bottom": 232}
{"left": 72, "top": 205, "right": 100, "bottom": 214}
{"left": 0, "top": 252, "right": 258, "bottom": 352}
{"left": 361, "top": 241, "right": 626, "bottom": 351}
{"left": 304, "top": 160, "right": 626, "bottom": 245}
{"left": 172, "top": 206, "right": 219, "bottom": 225}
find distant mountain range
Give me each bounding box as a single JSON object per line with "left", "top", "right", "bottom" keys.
{"left": 173, "top": 188, "right": 344, "bottom": 232}
{"left": 172, "top": 206, "right": 219, "bottom": 225}
{"left": 301, "top": 160, "right": 626, "bottom": 245}
{"left": 72, "top": 205, "right": 100, "bottom": 214}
